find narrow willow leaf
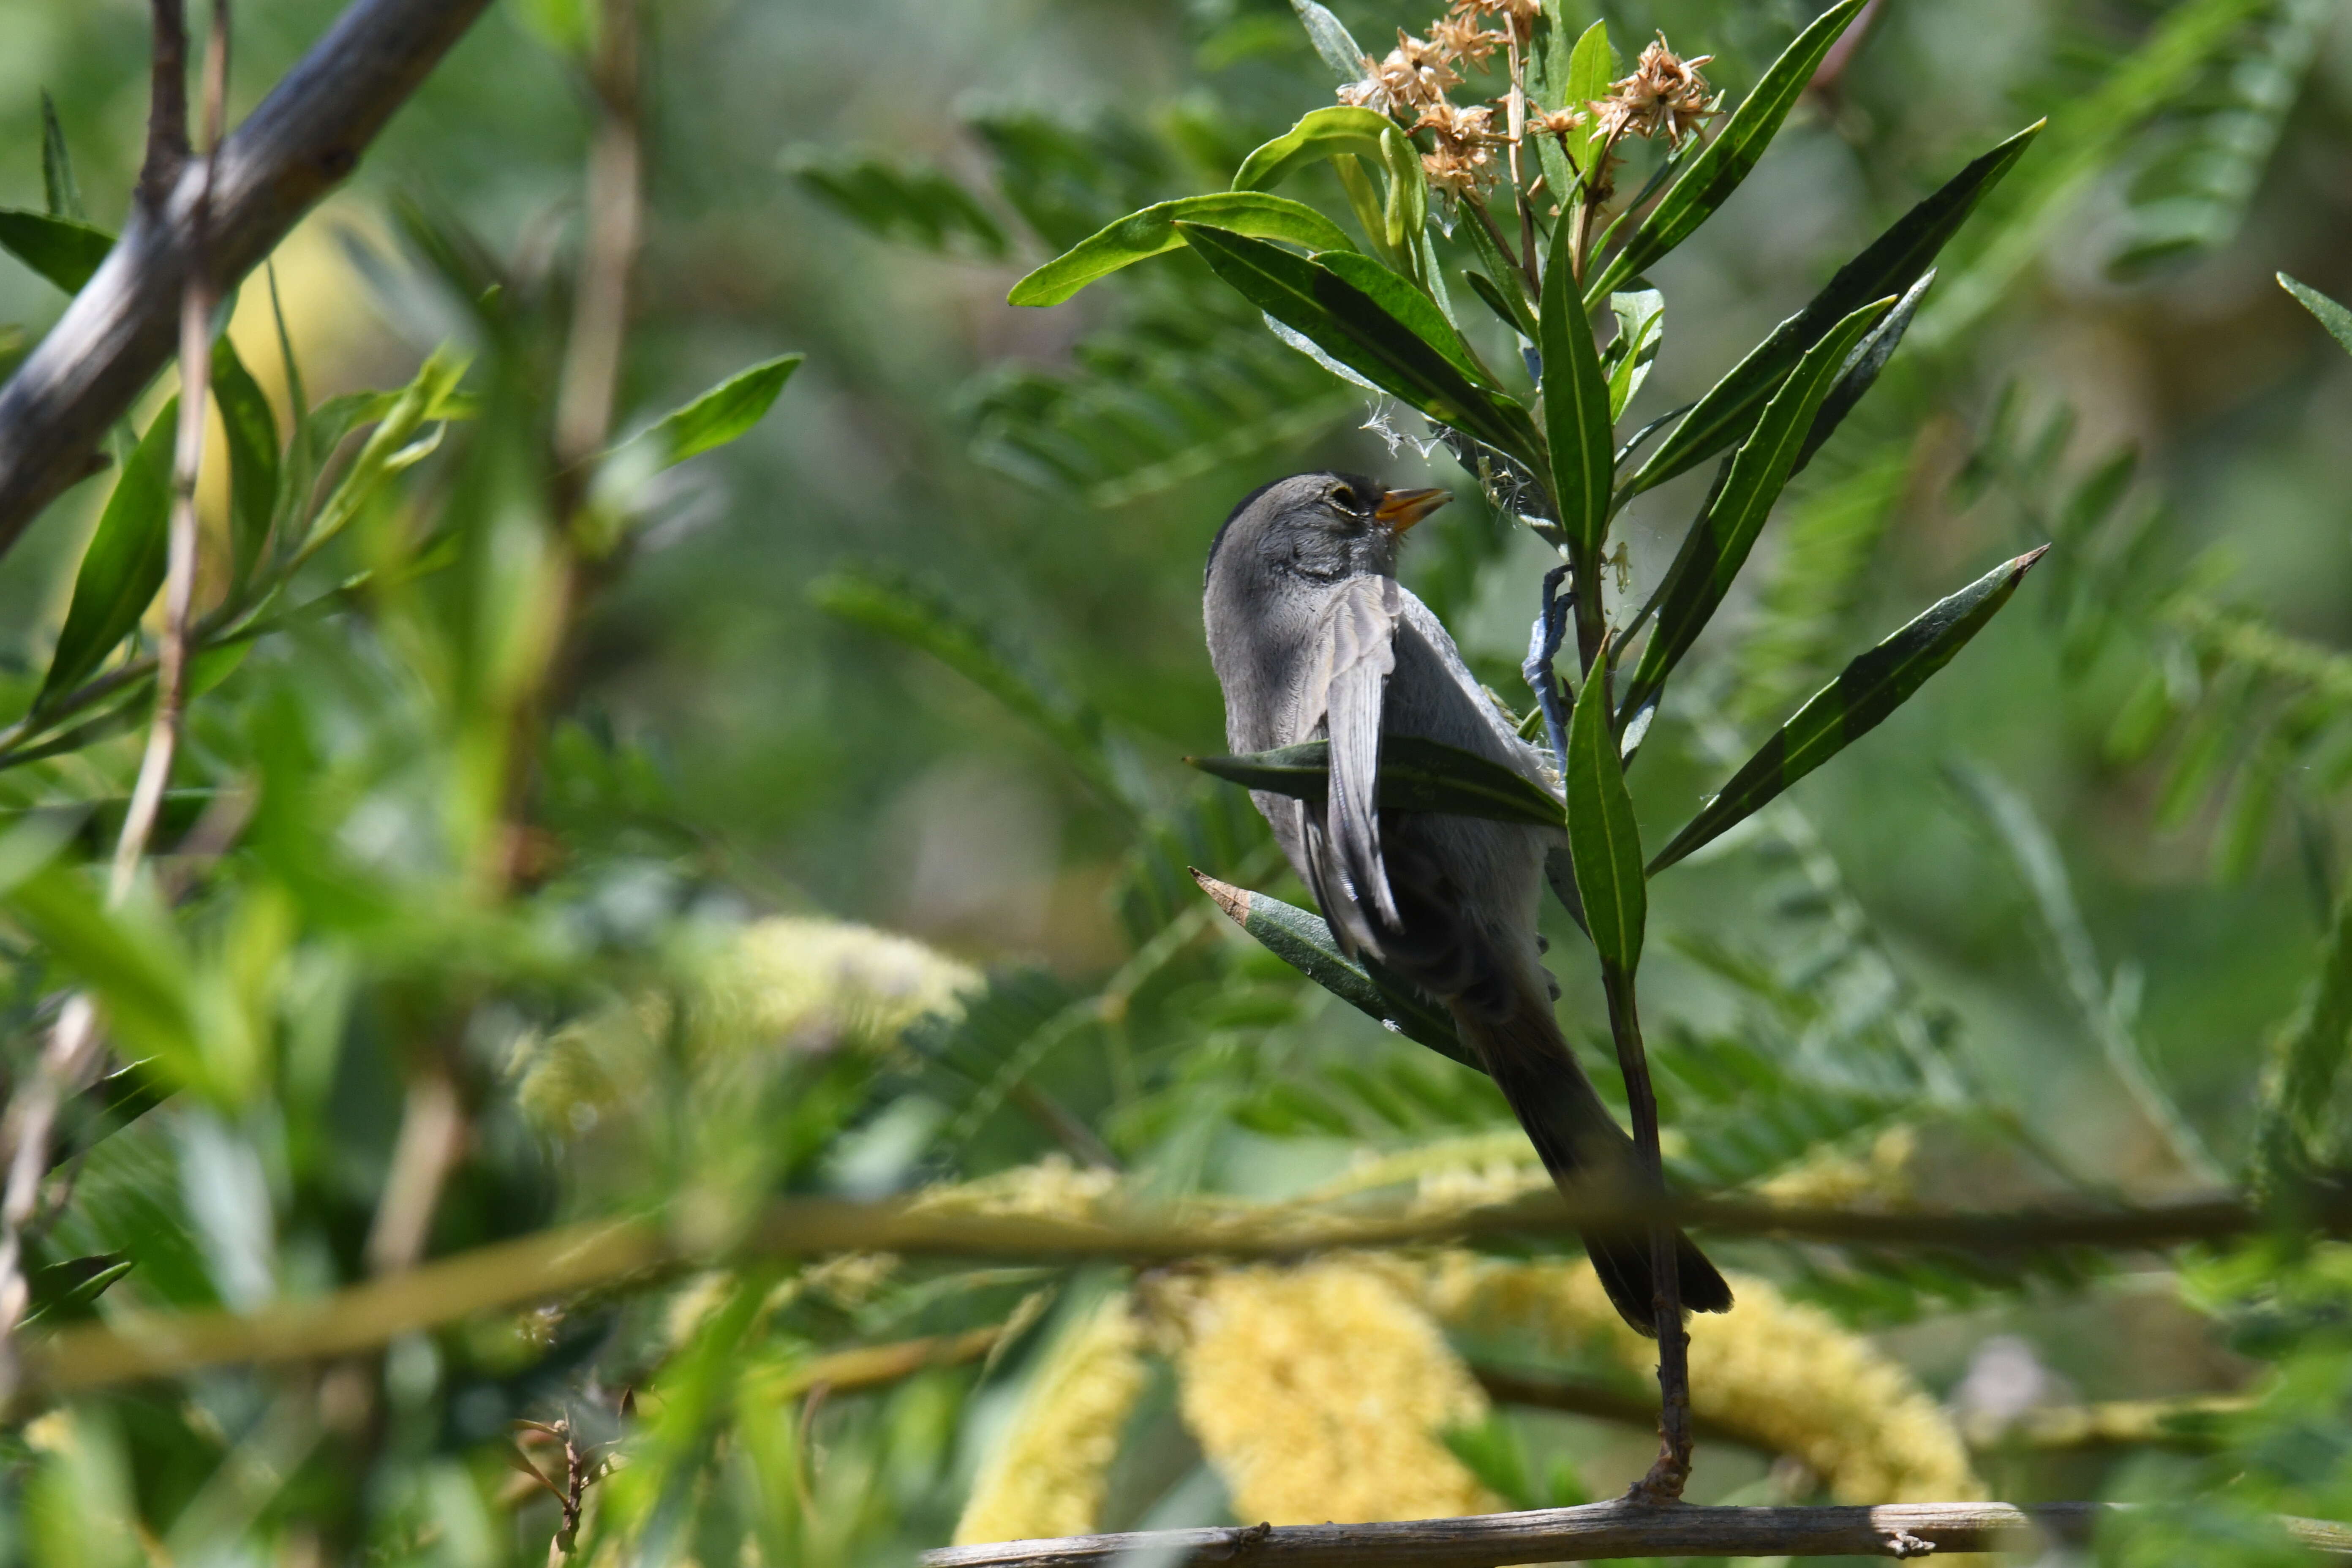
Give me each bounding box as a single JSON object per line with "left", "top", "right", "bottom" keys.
{"left": 1232, "top": 106, "right": 1396, "bottom": 193}
{"left": 1789, "top": 268, "right": 1934, "bottom": 477}
{"left": 1582, "top": 0, "right": 1867, "bottom": 305}
{"left": 1290, "top": 0, "right": 1367, "bottom": 81}
{"left": 1380, "top": 126, "right": 1429, "bottom": 266}
{"left": 1627, "top": 121, "right": 2042, "bottom": 496}
{"left": 1565, "top": 658, "right": 1645, "bottom": 975}
{"left": 1559, "top": 20, "right": 1614, "bottom": 211}
{"left": 1007, "top": 193, "right": 1356, "bottom": 307}
{"left": 2282, "top": 272, "right": 2352, "bottom": 359}
{"left": 1186, "top": 735, "right": 1565, "bottom": 829}
{"left": 626, "top": 352, "right": 803, "bottom": 469}
{"left": 210, "top": 340, "right": 280, "bottom": 591}
{"left": 1465, "top": 270, "right": 1537, "bottom": 341}
{"left": 36, "top": 399, "right": 177, "bottom": 711}
{"left": 1604, "top": 286, "right": 1664, "bottom": 421}
{"left": 0, "top": 208, "right": 114, "bottom": 295}
{"left": 7, "top": 866, "right": 199, "bottom": 1081}
{"left": 1458, "top": 205, "right": 1537, "bottom": 339}
{"left": 1315, "top": 250, "right": 1496, "bottom": 387}
{"left": 1539, "top": 215, "right": 1614, "bottom": 555}
{"left": 299, "top": 347, "right": 470, "bottom": 558}
{"left": 1191, "top": 869, "right": 1474, "bottom": 1068}
{"left": 40, "top": 92, "right": 84, "bottom": 221}
{"left": 1650, "top": 546, "right": 2048, "bottom": 875}
{"left": 2258, "top": 880, "right": 2352, "bottom": 1179}
{"left": 1176, "top": 223, "right": 1541, "bottom": 464}
{"left": 1622, "top": 298, "right": 1892, "bottom": 711}
{"left": 22, "top": 1253, "right": 133, "bottom": 1328}
{"left": 784, "top": 147, "right": 1007, "bottom": 257}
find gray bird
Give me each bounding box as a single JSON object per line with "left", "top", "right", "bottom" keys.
{"left": 1203, "top": 471, "right": 1731, "bottom": 1334}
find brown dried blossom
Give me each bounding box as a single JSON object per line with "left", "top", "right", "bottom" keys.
{"left": 1420, "top": 140, "right": 1494, "bottom": 197}
{"left": 1527, "top": 103, "right": 1587, "bottom": 139}
{"left": 1590, "top": 34, "right": 1722, "bottom": 147}
{"left": 1453, "top": 0, "right": 1541, "bottom": 36}
{"left": 1427, "top": 14, "right": 1505, "bottom": 67}
{"left": 1337, "top": 31, "right": 1462, "bottom": 116}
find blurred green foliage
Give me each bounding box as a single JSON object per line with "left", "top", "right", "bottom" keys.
{"left": 0, "top": 0, "right": 2347, "bottom": 1562}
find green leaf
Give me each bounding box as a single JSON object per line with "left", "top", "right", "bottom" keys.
{"left": 1232, "top": 106, "right": 1397, "bottom": 192}
{"left": 40, "top": 91, "right": 85, "bottom": 222}
{"left": 2259, "top": 879, "right": 2352, "bottom": 1180}
{"left": 298, "top": 346, "right": 470, "bottom": 559}
{"left": 7, "top": 867, "right": 199, "bottom": 1084}
{"left": 1582, "top": 0, "right": 1868, "bottom": 305}
{"left": 36, "top": 398, "right": 178, "bottom": 712}
{"left": 624, "top": 352, "right": 803, "bottom": 470}
{"left": 1007, "top": 193, "right": 1357, "bottom": 308}
{"left": 1539, "top": 215, "right": 1614, "bottom": 556}
{"left": 1186, "top": 735, "right": 1565, "bottom": 829}
{"left": 1788, "top": 269, "right": 1933, "bottom": 477}
{"left": 1465, "top": 270, "right": 1538, "bottom": 342}
{"left": 1313, "top": 250, "right": 1495, "bottom": 387}
{"left": 2281, "top": 273, "right": 2352, "bottom": 359}
{"left": 1649, "top": 546, "right": 2049, "bottom": 875}
{"left": 1288, "top": 0, "right": 1368, "bottom": 81}
{"left": 1190, "top": 870, "right": 1475, "bottom": 1069}
{"left": 22, "top": 1253, "right": 133, "bottom": 1328}
{"left": 1379, "top": 126, "right": 1429, "bottom": 268}
{"left": 784, "top": 147, "right": 1007, "bottom": 256}
{"left": 1565, "top": 659, "right": 1645, "bottom": 975}
{"left": 1604, "top": 287, "right": 1664, "bottom": 421}
{"left": 210, "top": 339, "right": 280, "bottom": 591}
{"left": 1558, "top": 19, "right": 1615, "bottom": 207}
{"left": 1621, "top": 298, "right": 1893, "bottom": 712}
{"left": 1174, "top": 223, "right": 1541, "bottom": 465}
{"left": 1627, "top": 120, "right": 2043, "bottom": 497}
{"left": 1456, "top": 203, "right": 1538, "bottom": 340}
{"left": 0, "top": 208, "right": 114, "bottom": 295}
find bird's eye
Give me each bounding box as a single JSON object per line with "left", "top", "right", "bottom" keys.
{"left": 1328, "top": 483, "right": 1359, "bottom": 512}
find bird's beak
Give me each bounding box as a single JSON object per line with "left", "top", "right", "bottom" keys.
{"left": 1374, "top": 487, "right": 1451, "bottom": 534}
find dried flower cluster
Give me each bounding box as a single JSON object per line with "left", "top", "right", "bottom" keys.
{"left": 1339, "top": 7, "right": 1722, "bottom": 204}
{"left": 1592, "top": 35, "right": 1723, "bottom": 148}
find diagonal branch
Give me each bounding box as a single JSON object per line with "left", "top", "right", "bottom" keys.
{"left": 917, "top": 1500, "right": 2352, "bottom": 1568}
{"left": 0, "top": 0, "right": 497, "bottom": 550}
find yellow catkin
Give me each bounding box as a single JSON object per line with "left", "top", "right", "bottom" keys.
{"left": 1171, "top": 1261, "right": 1500, "bottom": 1526}
{"left": 953, "top": 1293, "right": 1150, "bottom": 1545}
{"left": 1391, "top": 1253, "right": 1980, "bottom": 1504}
{"left": 1757, "top": 1125, "right": 1918, "bottom": 1207}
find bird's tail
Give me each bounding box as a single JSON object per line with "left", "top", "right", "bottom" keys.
{"left": 1451, "top": 989, "right": 1732, "bottom": 1336}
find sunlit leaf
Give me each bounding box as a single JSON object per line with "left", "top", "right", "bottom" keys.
{"left": 2282, "top": 273, "right": 2352, "bottom": 359}
{"left": 1288, "top": 0, "right": 1367, "bottom": 81}
{"left": 624, "top": 352, "right": 803, "bottom": 470}
{"left": 36, "top": 398, "right": 178, "bottom": 713}
{"left": 0, "top": 208, "right": 113, "bottom": 295}
{"left": 1174, "top": 223, "right": 1540, "bottom": 464}
{"left": 1007, "top": 193, "right": 1356, "bottom": 307}
{"left": 1190, "top": 869, "right": 1473, "bottom": 1067}
{"left": 1581, "top": 0, "right": 1868, "bottom": 305}
{"left": 1620, "top": 299, "right": 1892, "bottom": 714}
{"left": 1540, "top": 214, "right": 1614, "bottom": 555}
{"left": 1231, "top": 106, "right": 1396, "bottom": 193}
{"left": 1186, "top": 735, "right": 1564, "bottom": 829}
{"left": 1628, "top": 121, "right": 2041, "bottom": 496}
{"left": 1650, "top": 547, "right": 2049, "bottom": 875}
{"left": 1604, "top": 287, "right": 1664, "bottom": 421}
{"left": 1564, "top": 655, "right": 1645, "bottom": 975}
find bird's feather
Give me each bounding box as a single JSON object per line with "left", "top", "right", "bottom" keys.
{"left": 1302, "top": 575, "right": 1400, "bottom": 948}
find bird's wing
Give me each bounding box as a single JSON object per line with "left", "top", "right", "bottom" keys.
{"left": 1300, "top": 574, "right": 1401, "bottom": 950}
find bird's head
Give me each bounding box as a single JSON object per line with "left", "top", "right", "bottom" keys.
{"left": 1205, "top": 471, "right": 1452, "bottom": 588}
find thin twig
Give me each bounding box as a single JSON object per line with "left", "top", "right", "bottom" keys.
{"left": 20, "top": 1184, "right": 2340, "bottom": 1399}
{"left": 1600, "top": 968, "right": 1690, "bottom": 1502}
{"left": 138, "top": 0, "right": 191, "bottom": 210}
{"left": 918, "top": 1500, "right": 2352, "bottom": 1568}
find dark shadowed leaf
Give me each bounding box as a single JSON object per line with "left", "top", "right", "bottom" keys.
{"left": 1627, "top": 121, "right": 2042, "bottom": 496}
{"left": 1186, "top": 735, "right": 1564, "bottom": 829}
{"left": 1540, "top": 214, "right": 1615, "bottom": 555}
{"left": 1621, "top": 299, "right": 1892, "bottom": 714}
{"left": 210, "top": 340, "right": 280, "bottom": 591}
{"left": 1232, "top": 106, "right": 1397, "bottom": 192}
{"left": 1789, "top": 268, "right": 1935, "bottom": 476}
{"left": 0, "top": 208, "right": 113, "bottom": 294}
{"left": 1581, "top": 0, "right": 1868, "bottom": 305}
{"left": 41, "top": 92, "right": 85, "bottom": 221}
{"left": 784, "top": 146, "right": 1008, "bottom": 256}
{"left": 2282, "top": 273, "right": 2352, "bottom": 359}
{"left": 22, "top": 1252, "right": 133, "bottom": 1328}
{"left": 36, "top": 398, "right": 178, "bottom": 712}
{"left": 626, "top": 353, "right": 803, "bottom": 470}
{"left": 1565, "top": 656, "right": 1645, "bottom": 975}
{"left": 1650, "top": 547, "right": 2048, "bottom": 875}
{"left": 1190, "top": 870, "right": 1473, "bottom": 1067}
{"left": 1175, "top": 223, "right": 1541, "bottom": 464}
{"left": 1008, "top": 194, "right": 1356, "bottom": 307}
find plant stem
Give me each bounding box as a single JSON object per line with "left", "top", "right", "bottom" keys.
{"left": 1601, "top": 966, "right": 1691, "bottom": 1502}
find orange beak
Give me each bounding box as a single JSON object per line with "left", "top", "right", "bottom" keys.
{"left": 1374, "top": 487, "right": 1451, "bottom": 534}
